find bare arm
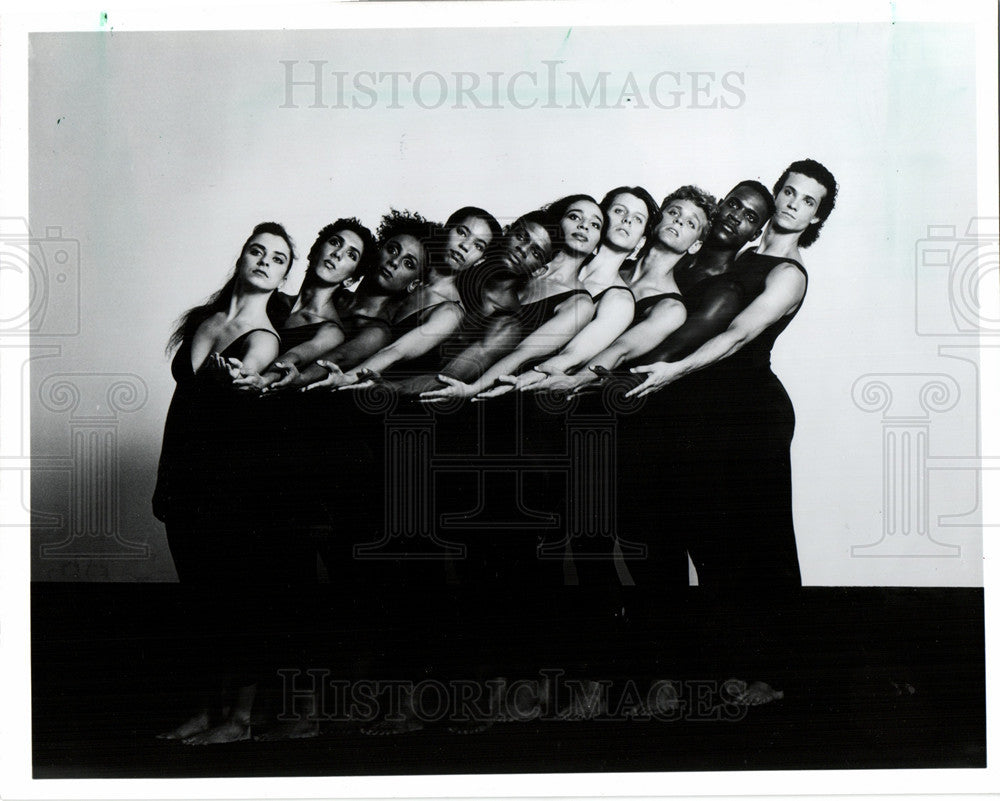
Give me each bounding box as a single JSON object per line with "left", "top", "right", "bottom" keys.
{"left": 235, "top": 330, "right": 281, "bottom": 374}
{"left": 627, "top": 264, "right": 807, "bottom": 397}
{"left": 355, "top": 303, "right": 464, "bottom": 377}
{"left": 271, "top": 323, "right": 345, "bottom": 369}
{"left": 468, "top": 293, "right": 595, "bottom": 396}
{"left": 625, "top": 282, "right": 745, "bottom": 366}
{"left": 297, "top": 321, "right": 395, "bottom": 387}
{"left": 534, "top": 289, "right": 634, "bottom": 375}
{"left": 543, "top": 297, "right": 686, "bottom": 394}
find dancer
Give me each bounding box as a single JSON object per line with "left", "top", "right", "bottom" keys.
{"left": 228, "top": 219, "right": 375, "bottom": 393}
{"left": 305, "top": 207, "right": 501, "bottom": 390}
{"left": 624, "top": 160, "right": 838, "bottom": 587}
{"left": 507, "top": 186, "right": 660, "bottom": 391}
{"left": 527, "top": 185, "right": 715, "bottom": 395}
{"left": 153, "top": 222, "right": 295, "bottom": 744}
{"left": 622, "top": 161, "right": 838, "bottom": 705}
{"left": 419, "top": 194, "right": 601, "bottom": 402}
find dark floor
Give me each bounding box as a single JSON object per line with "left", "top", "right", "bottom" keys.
{"left": 32, "top": 584, "right": 985, "bottom": 777}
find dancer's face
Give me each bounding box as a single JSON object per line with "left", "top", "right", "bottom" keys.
{"left": 559, "top": 200, "right": 604, "bottom": 256}
{"left": 313, "top": 229, "right": 365, "bottom": 285}
{"left": 238, "top": 233, "right": 291, "bottom": 291}
{"left": 376, "top": 234, "right": 425, "bottom": 292}
{"left": 772, "top": 172, "right": 826, "bottom": 234}
{"left": 443, "top": 216, "right": 494, "bottom": 272}
{"left": 654, "top": 199, "right": 709, "bottom": 254}
{"left": 709, "top": 186, "right": 769, "bottom": 248}
{"left": 603, "top": 193, "right": 649, "bottom": 252}
{"left": 501, "top": 221, "right": 553, "bottom": 276}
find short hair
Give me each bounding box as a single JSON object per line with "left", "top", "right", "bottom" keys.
{"left": 543, "top": 193, "right": 603, "bottom": 252}
{"left": 772, "top": 158, "right": 838, "bottom": 248}
{"left": 660, "top": 185, "right": 719, "bottom": 240}
{"left": 730, "top": 180, "right": 777, "bottom": 223}
{"left": 598, "top": 186, "right": 662, "bottom": 240}
{"left": 306, "top": 217, "right": 376, "bottom": 279}
{"left": 446, "top": 206, "right": 503, "bottom": 244}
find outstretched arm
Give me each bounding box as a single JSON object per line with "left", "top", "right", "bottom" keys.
{"left": 627, "top": 283, "right": 745, "bottom": 367}
{"left": 236, "top": 322, "right": 346, "bottom": 392}
{"left": 296, "top": 321, "right": 394, "bottom": 388}
{"left": 534, "top": 297, "right": 686, "bottom": 394}
{"left": 353, "top": 303, "right": 464, "bottom": 378}
{"left": 519, "top": 290, "right": 634, "bottom": 387}
{"left": 627, "top": 264, "right": 807, "bottom": 397}
{"left": 468, "top": 293, "right": 595, "bottom": 398}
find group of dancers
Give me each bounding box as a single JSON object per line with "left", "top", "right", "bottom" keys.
{"left": 153, "top": 159, "right": 839, "bottom": 743}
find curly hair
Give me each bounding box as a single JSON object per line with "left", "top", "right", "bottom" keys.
{"left": 772, "top": 159, "right": 838, "bottom": 248}
{"left": 371, "top": 209, "right": 441, "bottom": 281}
{"left": 659, "top": 185, "right": 719, "bottom": 240}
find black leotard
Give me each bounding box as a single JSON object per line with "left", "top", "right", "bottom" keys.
{"left": 153, "top": 328, "right": 280, "bottom": 584}
{"left": 590, "top": 284, "right": 635, "bottom": 304}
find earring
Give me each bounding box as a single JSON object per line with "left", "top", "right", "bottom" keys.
{"left": 407, "top": 279, "right": 422, "bottom": 294}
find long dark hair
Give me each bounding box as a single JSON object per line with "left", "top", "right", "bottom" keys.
{"left": 166, "top": 221, "right": 295, "bottom": 353}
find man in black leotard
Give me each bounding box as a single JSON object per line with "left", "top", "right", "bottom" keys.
{"left": 624, "top": 162, "right": 837, "bottom": 704}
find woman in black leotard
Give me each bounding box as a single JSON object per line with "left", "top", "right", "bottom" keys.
{"left": 305, "top": 207, "right": 502, "bottom": 390}
{"left": 227, "top": 219, "right": 376, "bottom": 393}
{"left": 507, "top": 186, "right": 661, "bottom": 392}
{"left": 153, "top": 221, "right": 295, "bottom": 744}
{"left": 537, "top": 186, "right": 718, "bottom": 396}
{"left": 419, "top": 195, "right": 603, "bottom": 403}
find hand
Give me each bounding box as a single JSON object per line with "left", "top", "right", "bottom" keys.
{"left": 625, "top": 361, "right": 682, "bottom": 398}
{"left": 339, "top": 368, "right": 383, "bottom": 392}
{"left": 229, "top": 359, "right": 271, "bottom": 392}
{"left": 261, "top": 361, "right": 302, "bottom": 393}
{"left": 199, "top": 352, "right": 240, "bottom": 383}
{"left": 511, "top": 369, "right": 548, "bottom": 392}
{"left": 302, "top": 360, "right": 355, "bottom": 392}
{"left": 473, "top": 378, "right": 515, "bottom": 400}
{"left": 419, "top": 374, "right": 475, "bottom": 403}
{"left": 535, "top": 370, "right": 587, "bottom": 395}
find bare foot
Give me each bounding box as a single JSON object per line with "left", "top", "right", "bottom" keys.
{"left": 157, "top": 709, "right": 210, "bottom": 740}
{"left": 182, "top": 719, "right": 250, "bottom": 745}
{"left": 254, "top": 719, "right": 320, "bottom": 741}
{"left": 728, "top": 679, "right": 784, "bottom": 706}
